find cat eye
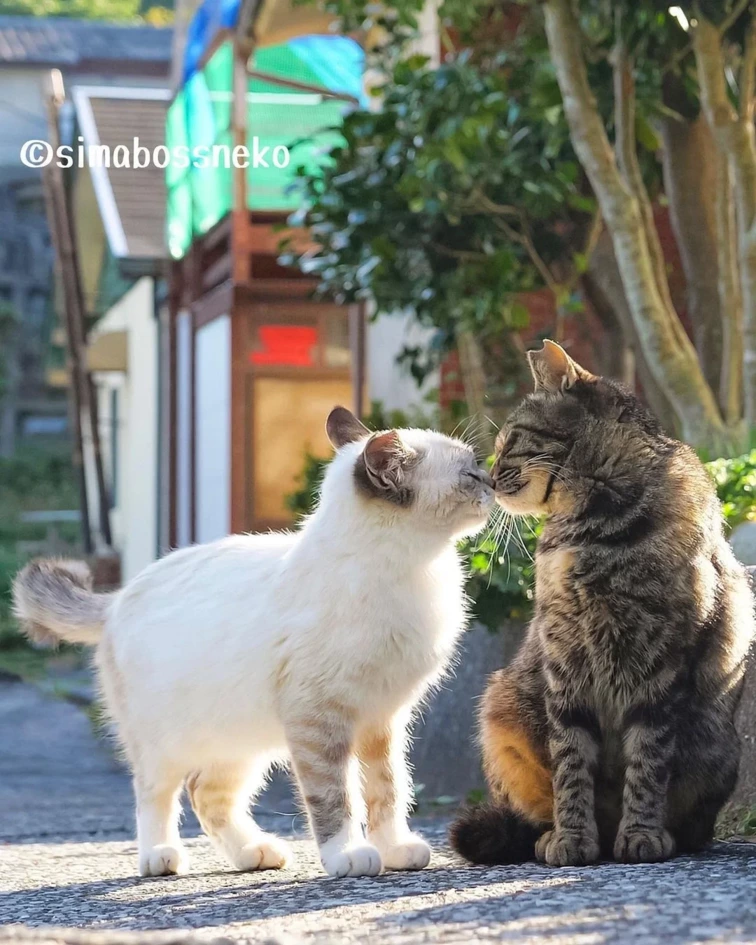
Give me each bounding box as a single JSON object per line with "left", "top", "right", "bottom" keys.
{"left": 464, "top": 469, "right": 494, "bottom": 488}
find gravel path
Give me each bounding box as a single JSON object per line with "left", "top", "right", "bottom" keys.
{"left": 3, "top": 678, "right": 756, "bottom": 944}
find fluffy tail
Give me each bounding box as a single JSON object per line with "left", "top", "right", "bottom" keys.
{"left": 450, "top": 803, "right": 546, "bottom": 865}
{"left": 12, "top": 558, "right": 113, "bottom": 646}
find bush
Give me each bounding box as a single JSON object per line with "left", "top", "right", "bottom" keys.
{"left": 707, "top": 450, "right": 756, "bottom": 532}
{"left": 462, "top": 517, "right": 541, "bottom": 629}
{"left": 0, "top": 447, "right": 78, "bottom": 649}
{"left": 0, "top": 545, "right": 23, "bottom": 648}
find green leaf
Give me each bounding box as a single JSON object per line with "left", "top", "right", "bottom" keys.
{"left": 509, "top": 300, "right": 531, "bottom": 329}
{"left": 635, "top": 114, "right": 661, "bottom": 153}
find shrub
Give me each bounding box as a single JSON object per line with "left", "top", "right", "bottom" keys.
{"left": 707, "top": 450, "right": 756, "bottom": 532}
{"left": 0, "top": 545, "right": 23, "bottom": 648}
{"left": 0, "top": 447, "right": 78, "bottom": 649}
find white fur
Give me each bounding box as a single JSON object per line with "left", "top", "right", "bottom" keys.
{"left": 89, "top": 427, "right": 493, "bottom": 877}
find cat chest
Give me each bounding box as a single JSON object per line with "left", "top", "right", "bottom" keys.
{"left": 536, "top": 547, "right": 577, "bottom": 604}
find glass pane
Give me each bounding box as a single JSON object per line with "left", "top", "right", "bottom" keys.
{"left": 251, "top": 376, "right": 353, "bottom": 522}
{"left": 323, "top": 312, "right": 350, "bottom": 368}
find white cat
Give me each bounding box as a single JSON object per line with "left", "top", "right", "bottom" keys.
{"left": 13, "top": 407, "right": 494, "bottom": 878}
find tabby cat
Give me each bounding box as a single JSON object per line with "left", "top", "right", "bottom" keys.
{"left": 451, "top": 341, "right": 755, "bottom": 866}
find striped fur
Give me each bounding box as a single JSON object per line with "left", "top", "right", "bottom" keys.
{"left": 451, "top": 341, "right": 755, "bottom": 866}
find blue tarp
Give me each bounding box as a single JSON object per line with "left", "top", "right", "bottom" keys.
{"left": 287, "top": 35, "right": 366, "bottom": 103}
{"left": 183, "top": 0, "right": 242, "bottom": 84}
{"left": 181, "top": 0, "right": 365, "bottom": 102}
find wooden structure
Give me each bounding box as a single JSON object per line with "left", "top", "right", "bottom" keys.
{"left": 166, "top": 211, "right": 364, "bottom": 544}
{"left": 164, "top": 2, "right": 367, "bottom": 546}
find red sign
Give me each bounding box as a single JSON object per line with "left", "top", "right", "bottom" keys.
{"left": 250, "top": 325, "right": 318, "bottom": 367}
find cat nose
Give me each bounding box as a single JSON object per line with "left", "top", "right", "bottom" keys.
{"left": 469, "top": 469, "right": 495, "bottom": 489}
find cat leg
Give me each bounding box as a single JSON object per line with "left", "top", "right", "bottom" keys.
{"left": 286, "top": 709, "right": 381, "bottom": 878}
{"left": 134, "top": 766, "right": 188, "bottom": 877}
{"left": 187, "top": 763, "right": 291, "bottom": 871}
{"left": 667, "top": 715, "right": 740, "bottom": 854}
{"left": 358, "top": 718, "right": 430, "bottom": 871}
{"left": 537, "top": 692, "right": 601, "bottom": 866}
{"left": 613, "top": 702, "right": 678, "bottom": 864}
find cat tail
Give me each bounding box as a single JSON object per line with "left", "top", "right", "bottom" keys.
{"left": 449, "top": 803, "right": 546, "bottom": 864}
{"left": 12, "top": 558, "right": 114, "bottom": 646}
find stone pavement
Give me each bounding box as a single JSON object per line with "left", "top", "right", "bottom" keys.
{"left": 3, "top": 678, "right": 756, "bottom": 944}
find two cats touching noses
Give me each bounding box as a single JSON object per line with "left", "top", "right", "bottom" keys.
{"left": 13, "top": 340, "right": 755, "bottom": 879}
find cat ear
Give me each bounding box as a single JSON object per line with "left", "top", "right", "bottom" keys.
{"left": 358, "top": 430, "right": 416, "bottom": 501}
{"left": 527, "top": 340, "right": 596, "bottom": 393}
{"left": 326, "top": 406, "right": 369, "bottom": 449}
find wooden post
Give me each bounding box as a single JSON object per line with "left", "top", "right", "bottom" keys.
{"left": 43, "top": 70, "right": 113, "bottom": 551}
{"left": 42, "top": 73, "right": 93, "bottom": 555}
{"left": 231, "top": 36, "right": 252, "bottom": 285}
{"left": 351, "top": 303, "right": 366, "bottom": 418}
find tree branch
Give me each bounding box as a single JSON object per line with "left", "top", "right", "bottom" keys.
{"left": 740, "top": 14, "right": 756, "bottom": 121}
{"left": 665, "top": 0, "right": 752, "bottom": 76}
{"left": 720, "top": 0, "right": 753, "bottom": 37}
{"left": 467, "top": 189, "right": 522, "bottom": 217}
{"left": 544, "top": 0, "right": 727, "bottom": 447}
{"left": 695, "top": 11, "right": 756, "bottom": 426}
{"left": 490, "top": 215, "right": 560, "bottom": 293}
{"left": 660, "top": 106, "right": 723, "bottom": 394}
{"left": 715, "top": 151, "right": 744, "bottom": 423}
{"left": 430, "top": 242, "right": 489, "bottom": 262}
{"left": 613, "top": 33, "right": 691, "bottom": 352}
{"left": 613, "top": 36, "right": 637, "bottom": 187}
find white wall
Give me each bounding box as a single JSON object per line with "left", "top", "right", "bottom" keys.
{"left": 195, "top": 315, "right": 230, "bottom": 543}
{"left": 93, "top": 371, "right": 127, "bottom": 558}
{"left": 91, "top": 277, "right": 158, "bottom": 582}
{"left": 364, "top": 0, "right": 440, "bottom": 415}
{"left": 175, "top": 311, "right": 193, "bottom": 548}
{"left": 366, "top": 309, "right": 438, "bottom": 414}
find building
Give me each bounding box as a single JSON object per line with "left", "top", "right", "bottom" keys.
{"left": 70, "top": 86, "right": 170, "bottom": 581}
{"left": 0, "top": 15, "right": 173, "bottom": 456}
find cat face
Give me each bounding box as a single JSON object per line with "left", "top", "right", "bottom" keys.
{"left": 325, "top": 407, "right": 495, "bottom": 537}
{"left": 492, "top": 341, "right": 662, "bottom": 517}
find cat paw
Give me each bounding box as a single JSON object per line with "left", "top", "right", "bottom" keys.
{"left": 139, "top": 844, "right": 188, "bottom": 877}
{"left": 378, "top": 835, "right": 431, "bottom": 871}
{"left": 234, "top": 836, "right": 292, "bottom": 871}
{"left": 535, "top": 829, "right": 599, "bottom": 867}
{"left": 614, "top": 827, "right": 675, "bottom": 864}
{"left": 321, "top": 844, "right": 382, "bottom": 878}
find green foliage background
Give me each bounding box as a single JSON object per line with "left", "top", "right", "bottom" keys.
{"left": 0, "top": 0, "right": 173, "bottom": 21}
{"left": 0, "top": 450, "right": 78, "bottom": 649}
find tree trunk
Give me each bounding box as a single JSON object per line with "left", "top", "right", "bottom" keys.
{"left": 659, "top": 109, "right": 723, "bottom": 394}
{"left": 715, "top": 150, "right": 744, "bottom": 424}
{"left": 583, "top": 231, "right": 679, "bottom": 436}
{"left": 613, "top": 47, "right": 690, "bottom": 357}
{"left": 695, "top": 14, "right": 756, "bottom": 428}
{"left": 456, "top": 329, "right": 488, "bottom": 422}
{"left": 543, "top": 0, "right": 728, "bottom": 451}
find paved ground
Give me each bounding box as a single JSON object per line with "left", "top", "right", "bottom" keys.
{"left": 3, "top": 678, "right": 756, "bottom": 944}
